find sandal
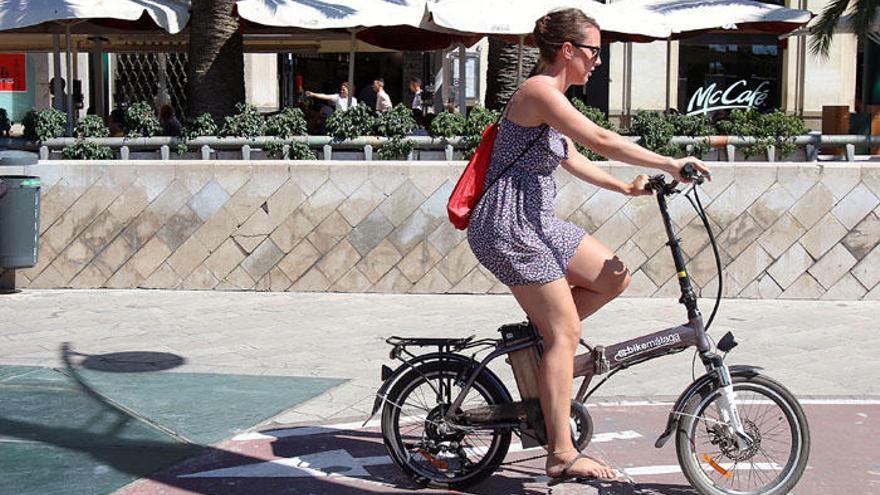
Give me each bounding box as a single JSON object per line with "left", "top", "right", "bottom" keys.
{"left": 546, "top": 451, "right": 619, "bottom": 486}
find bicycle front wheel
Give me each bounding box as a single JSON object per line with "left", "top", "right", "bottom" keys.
{"left": 380, "top": 360, "right": 512, "bottom": 489}
{"left": 676, "top": 374, "right": 810, "bottom": 495}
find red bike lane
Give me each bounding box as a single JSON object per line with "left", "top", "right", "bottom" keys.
{"left": 117, "top": 399, "right": 879, "bottom": 495}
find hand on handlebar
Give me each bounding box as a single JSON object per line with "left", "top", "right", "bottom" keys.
{"left": 625, "top": 174, "right": 652, "bottom": 196}
{"left": 671, "top": 157, "right": 712, "bottom": 184}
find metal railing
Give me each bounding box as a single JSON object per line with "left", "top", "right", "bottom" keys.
{"left": 1, "top": 133, "right": 878, "bottom": 162}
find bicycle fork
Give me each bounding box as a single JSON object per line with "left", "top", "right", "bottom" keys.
{"left": 713, "top": 363, "right": 753, "bottom": 449}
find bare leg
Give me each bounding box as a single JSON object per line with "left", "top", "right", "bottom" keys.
{"left": 566, "top": 235, "right": 631, "bottom": 320}
{"left": 509, "top": 279, "right": 616, "bottom": 480}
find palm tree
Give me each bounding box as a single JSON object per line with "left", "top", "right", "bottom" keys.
{"left": 485, "top": 38, "right": 539, "bottom": 110}
{"left": 186, "top": 0, "right": 246, "bottom": 121}
{"left": 809, "top": 0, "right": 878, "bottom": 56}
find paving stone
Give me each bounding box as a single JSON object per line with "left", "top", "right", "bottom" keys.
{"left": 213, "top": 164, "right": 252, "bottom": 196}
{"left": 625, "top": 269, "right": 658, "bottom": 297}
{"left": 830, "top": 183, "right": 879, "bottom": 229}
{"left": 241, "top": 238, "right": 285, "bottom": 282}
{"left": 723, "top": 242, "right": 773, "bottom": 288}
{"left": 427, "top": 223, "right": 467, "bottom": 257}
{"left": 800, "top": 213, "right": 848, "bottom": 259}
{"left": 397, "top": 241, "right": 443, "bottom": 283}
{"left": 852, "top": 244, "right": 880, "bottom": 290}
{"left": 367, "top": 163, "right": 409, "bottom": 195}
{"left": 808, "top": 243, "right": 858, "bottom": 290}
{"left": 347, "top": 209, "right": 394, "bottom": 256}
{"left": 329, "top": 162, "right": 368, "bottom": 196}
{"left": 780, "top": 273, "right": 825, "bottom": 299}
{"left": 107, "top": 184, "right": 151, "bottom": 225}
{"left": 369, "top": 267, "right": 412, "bottom": 293}
{"left": 767, "top": 242, "right": 813, "bottom": 289}
{"left": 356, "top": 240, "right": 402, "bottom": 284}
{"left": 235, "top": 180, "right": 306, "bottom": 240}
{"left": 277, "top": 240, "right": 321, "bottom": 283}
{"left": 576, "top": 188, "right": 628, "bottom": 232}
{"left": 336, "top": 179, "right": 385, "bottom": 227}
{"left": 410, "top": 267, "right": 452, "bottom": 294}
{"left": 288, "top": 266, "right": 330, "bottom": 292}
{"left": 329, "top": 266, "right": 372, "bottom": 292}
{"left": 175, "top": 163, "right": 216, "bottom": 196}
{"left": 747, "top": 182, "right": 797, "bottom": 229}
{"left": 70, "top": 264, "right": 110, "bottom": 289}
{"left": 269, "top": 211, "right": 315, "bottom": 254}
{"left": 842, "top": 213, "right": 880, "bottom": 260}
{"left": 718, "top": 213, "right": 763, "bottom": 258}
{"left": 306, "top": 210, "right": 352, "bottom": 253}
{"left": 788, "top": 182, "right": 835, "bottom": 230}
{"left": 641, "top": 248, "right": 677, "bottom": 287}
{"left": 192, "top": 207, "right": 238, "bottom": 252}
{"left": 592, "top": 212, "right": 637, "bottom": 252}
{"left": 316, "top": 239, "right": 361, "bottom": 284}
{"left": 166, "top": 236, "right": 211, "bottom": 280}
{"left": 204, "top": 238, "right": 247, "bottom": 280}
{"left": 290, "top": 163, "right": 329, "bottom": 196}
{"left": 387, "top": 208, "right": 443, "bottom": 254}
{"left": 378, "top": 179, "right": 426, "bottom": 226}
{"left": 182, "top": 264, "right": 221, "bottom": 290}
{"left": 449, "top": 267, "right": 494, "bottom": 293}
{"left": 757, "top": 213, "right": 806, "bottom": 259}
{"left": 435, "top": 240, "right": 479, "bottom": 286}
{"left": 222, "top": 266, "right": 256, "bottom": 290}
{"left": 299, "top": 180, "right": 347, "bottom": 227}
{"left": 819, "top": 163, "right": 861, "bottom": 201}
{"left": 777, "top": 163, "right": 820, "bottom": 199}
{"left": 820, "top": 273, "right": 868, "bottom": 301}
{"left": 254, "top": 265, "right": 293, "bottom": 292}
{"left": 408, "top": 163, "right": 450, "bottom": 197}
{"left": 142, "top": 261, "right": 182, "bottom": 289}
{"left": 555, "top": 179, "right": 596, "bottom": 219}
{"left": 615, "top": 239, "right": 648, "bottom": 273}
{"left": 129, "top": 236, "right": 172, "bottom": 279}
{"left": 156, "top": 205, "right": 203, "bottom": 251}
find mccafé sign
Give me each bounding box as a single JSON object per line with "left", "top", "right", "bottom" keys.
{"left": 686, "top": 80, "right": 771, "bottom": 115}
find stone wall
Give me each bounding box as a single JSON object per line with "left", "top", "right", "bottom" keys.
{"left": 1, "top": 161, "right": 878, "bottom": 300}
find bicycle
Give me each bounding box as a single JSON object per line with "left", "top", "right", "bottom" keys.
{"left": 364, "top": 164, "right": 810, "bottom": 494}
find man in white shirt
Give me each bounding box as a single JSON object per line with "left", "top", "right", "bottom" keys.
{"left": 408, "top": 77, "right": 423, "bottom": 118}
{"left": 305, "top": 82, "right": 357, "bottom": 112}
{"left": 374, "top": 79, "right": 392, "bottom": 113}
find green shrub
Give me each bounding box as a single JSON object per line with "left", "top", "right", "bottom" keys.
{"left": 185, "top": 112, "right": 219, "bottom": 140}
{"left": 220, "top": 103, "right": 265, "bottom": 138}
{"left": 716, "top": 109, "right": 807, "bottom": 159}
{"left": 325, "top": 104, "right": 376, "bottom": 140}
{"left": 22, "top": 108, "right": 67, "bottom": 141}
{"left": 461, "top": 107, "right": 501, "bottom": 159}
{"left": 266, "top": 107, "right": 307, "bottom": 138}
{"left": 74, "top": 114, "right": 109, "bottom": 138}
{"left": 666, "top": 113, "right": 715, "bottom": 158}
{"left": 377, "top": 136, "right": 415, "bottom": 160}
{"left": 429, "top": 111, "right": 466, "bottom": 138}
{"left": 124, "top": 102, "right": 161, "bottom": 138}
{"left": 264, "top": 139, "right": 316, "bottom": 160}
{"left": 61, "top": 140, "right": 113, "bottom": 160}
{"left": 629, "top": 111, "right": 678, "bottom": 157}
{"left": 374, "top": 104, "right": 416, "bottom": 138}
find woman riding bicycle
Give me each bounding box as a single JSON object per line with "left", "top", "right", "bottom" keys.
{"left": 466, "top": 8, "right": 711, "bottom": 484}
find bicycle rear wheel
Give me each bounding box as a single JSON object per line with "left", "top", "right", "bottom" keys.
{"left": 380, "top": 360, "right": 512, "bottom": 489}
{"left": 676, "top": 374, "right": 810, "bottom": 495}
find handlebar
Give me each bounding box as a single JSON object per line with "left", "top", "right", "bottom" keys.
{"left": 645, "top": 163, "right": 708, "bottom": 195}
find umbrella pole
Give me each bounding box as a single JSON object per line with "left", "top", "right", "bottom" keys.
{"left": 516, "top": 34, "right": 524, "bottom": 86}
{"left": 92, "top": 38, "right": 105, "bottom": 119}
{"left": 348, "top": 29, "right": 356, "bottom": 108}
{"left": 52, "top": 34, "right": 63, "bottom": 112}
{"left": 64, "top": 24, "right": 75, "bottom": 135}
{"left": 665, "top": 39, "right": 671, "bottom": 112}
{"left": 458, "top": 43, "right": 466, "bottom": 118}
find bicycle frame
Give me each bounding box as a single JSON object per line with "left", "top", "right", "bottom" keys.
{"left": 440, "top": 177, "right": 723, "bottom": 422}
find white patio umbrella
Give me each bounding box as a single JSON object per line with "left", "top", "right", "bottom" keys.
{"left": 426, "top": 0, "right": 670, "bottom": 114}
{"left": 612, "top": 0, "right": 812, "bottom": 112}
{"left": 0, "top": 0, "right": 189, "bottom": 130}
{"left": 236, "top": 0, "right": 440, "bottom": 109}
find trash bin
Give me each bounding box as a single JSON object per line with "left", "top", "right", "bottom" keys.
{"left": 0, "top": 175, "right": 41, "bottom": 269}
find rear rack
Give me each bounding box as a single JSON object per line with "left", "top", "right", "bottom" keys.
{"left": 385, "top": 335, "right": 476, "bottom": 348}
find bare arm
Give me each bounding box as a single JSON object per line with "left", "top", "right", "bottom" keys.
{"left": 525, "top": 82, "right": 710, "bottom": 181}
{"left": 305, "top": 91, "right": 335, "bottom": 101}
{"left": 560, "top": 138, "right": 650, "bottom": 196}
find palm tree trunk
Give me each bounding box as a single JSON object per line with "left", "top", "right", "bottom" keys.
{"left": 186, "top": 0, "right": 245, "bottom": 121}
{"left": 485, "top": 38, "right": 539, "bottom": 110}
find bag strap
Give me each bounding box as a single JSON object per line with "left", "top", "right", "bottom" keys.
{"left": 481, "top": 124, "right": 547, "bottom": 197}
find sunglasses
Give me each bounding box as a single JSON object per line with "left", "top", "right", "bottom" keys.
{"left": 570, "top": 41, "right": 601, "bottom": 58}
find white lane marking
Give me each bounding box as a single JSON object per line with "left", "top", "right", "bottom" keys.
{"left": 178, "top": 449, "right": 391, "bottom": 487}
{"left": 233, "top": 399, "right": 880, "bottom": 441}
{"left": 623, "top": 462, "right": 781, "bottom": 477}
